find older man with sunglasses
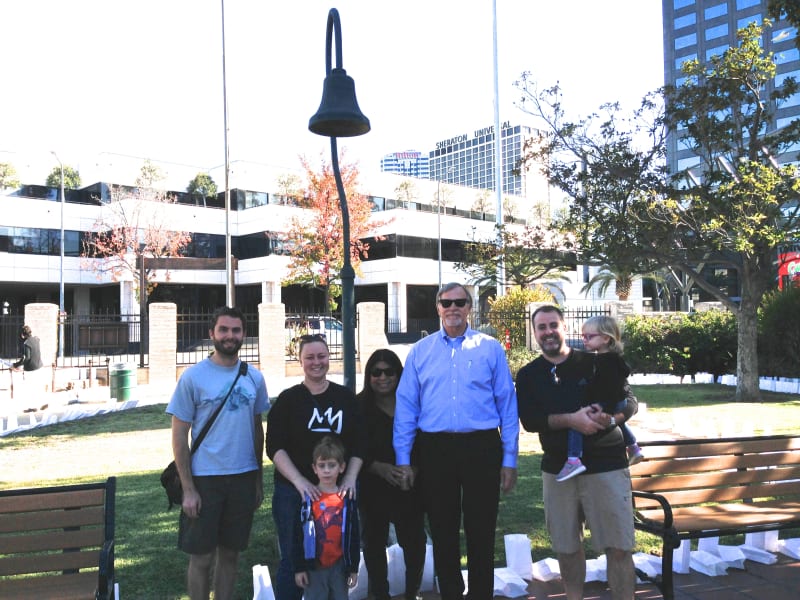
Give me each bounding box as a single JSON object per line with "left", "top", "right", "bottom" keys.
{"left": 394, "top": 282, "right": 519, "bottom": 600}
{"left": 516, "top": 305, "right": 638, "bottom": 600}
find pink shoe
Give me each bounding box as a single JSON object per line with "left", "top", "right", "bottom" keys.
{"left": 556, "top": 459, "right": 586, "bottom": 482}
{"left": 627, "top": 444, "right": 645, "bottom": 466}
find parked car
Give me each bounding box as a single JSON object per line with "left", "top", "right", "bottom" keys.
{"left": 285, "top": 315, "right": 343, "bottom": 356}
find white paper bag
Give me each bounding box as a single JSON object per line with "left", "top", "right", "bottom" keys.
{"left": 421, "top": 543, "right": 435, "bottom": 592}
{"left": 632, "top": 552, "right": 660, "bottom": 583}
{"left": 715, "top": 545, "right": 746, "bottom": 569}
{"left": 386, "top": 543, "right": 406, "bottom": 597}
{"left": 777, "top": 538, "right": 800, "bottom": 560}
{"left": 252, "top": 564, "right": 275, "bottom": 600}
{"left": 689, "top": 550, "right": 728, "bottom": 577}
{"left": 738, "top": 544, "right": 778, "bottom": 565}
{"left": 673, "top": 539, "right": 691, "bottom": 574}
{"left": 584, "top": 556, "right": 607, "bottom": 582}
{"left": 348, "top": 552, "right": 369, "bottom": 600}
{"left": 503, "top": 534, "right": 533, "bottom": 580}
{"left": 492, "top": 567, "right": 529, "bottom": 598}
{"left": 531, "top": 557, "right": 561, "bottom": 582}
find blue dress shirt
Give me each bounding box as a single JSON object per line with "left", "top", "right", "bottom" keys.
{"left": 394, "top": 325, "right": 519, "bottom": 468}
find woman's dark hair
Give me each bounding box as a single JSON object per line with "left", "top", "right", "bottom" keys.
{"left": 357, "top": 348, "right": 403, "bottom": 405}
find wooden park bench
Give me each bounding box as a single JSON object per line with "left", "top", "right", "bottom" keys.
{"left": 0, "top": 477, "right": 116, "bottom": 599}
{"left": 630, "top": 435, "right": 800, "bottom": 600}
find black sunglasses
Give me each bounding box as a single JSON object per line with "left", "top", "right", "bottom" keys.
{"left": 439, "top": 298, "right": 468, "bottom": 308}
{"left": 370, "top": 367, "right": 397, "bottom": 377}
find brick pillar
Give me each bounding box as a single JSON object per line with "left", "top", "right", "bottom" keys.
{"left": 23, "top": 303, "right": 58, "bottom": 392}
{"left": 258, "top": 303, "right": 285, "bottom": 398}
{"left": 149, "top": 303, "right": 177, "bottom": 387}
{"left": 24, "top": 303, "right": 58, "bottom": 368}
{"left": 357, "top": 302, "right": 388, "bottom": 371}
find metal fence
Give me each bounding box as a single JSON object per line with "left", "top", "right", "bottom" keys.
{"left": 284, "top": 311, "right": 347, "bottom": 361}
{"left": 177, "top": 310, "right": 259, "bottom": 365}
{"left": 61, "top": 312, "right": 147, "bottom": 368}
{"left": 389, "top": 305, "right": 610, "bottom": 349}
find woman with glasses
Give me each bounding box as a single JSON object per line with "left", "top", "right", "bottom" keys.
{"left": 357, "top": 349, "right": 426, "bottom": 600}
{"left": 266, "top": 334, "right": 365, "bottom": 600}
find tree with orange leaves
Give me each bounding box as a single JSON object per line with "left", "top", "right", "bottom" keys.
{"left": 81, "top": 161, "right": 191, "bottom": 302}
{"left": 282, "top": 153, "right": 377, "bottom": 311}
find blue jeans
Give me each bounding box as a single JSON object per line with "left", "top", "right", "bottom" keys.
{"left": 567, "top": 400, "right": 637, "bottom": 458}
{"left": 273, "top": 480, "right": 304, "bottom": 600}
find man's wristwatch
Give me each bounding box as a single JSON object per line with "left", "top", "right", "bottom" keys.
{"left": 608, "top": 415, "right": 616, "bottom": 428}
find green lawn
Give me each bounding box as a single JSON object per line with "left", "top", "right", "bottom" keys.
{"left": 2, "top": 384, "right": 799, "bottom": 599}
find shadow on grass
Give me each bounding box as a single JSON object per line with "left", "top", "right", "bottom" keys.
{"left": 113, "top": 469, "right": 281, "bottom": 600}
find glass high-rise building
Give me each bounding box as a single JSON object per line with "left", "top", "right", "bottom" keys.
{"left": 380, "top": 150, "right": 430, "bottom": 178}
{"left": 663, "top": 0, "right": 799, "bottom": 172}
{"left": 428, "top": 121, "right": 536, "bottom": 197}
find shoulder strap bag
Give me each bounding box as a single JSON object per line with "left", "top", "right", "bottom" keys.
{"left": 160, "top": 361, "right": 248, "bottom": 509}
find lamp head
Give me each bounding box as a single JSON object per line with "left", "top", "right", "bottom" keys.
{"left": 309, "top": 67, "right": 370, "bottom": 138}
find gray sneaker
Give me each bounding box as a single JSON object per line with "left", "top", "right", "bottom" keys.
{"left": 556, "top": 460, "right": 586, "bottom": 482}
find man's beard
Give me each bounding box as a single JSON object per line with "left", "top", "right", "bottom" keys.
{"left": 538, "top": 336, "right": 563, "bottom": 358}
{"left": 213, "top": 338, "right": 243, "bottom": 357}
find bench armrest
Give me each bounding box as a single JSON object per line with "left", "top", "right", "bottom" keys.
{"left": 632, "top": 489, "right": 674, "bottom": 529}
{"left": 97, "top": 538, "right": 115, "bottom": 600}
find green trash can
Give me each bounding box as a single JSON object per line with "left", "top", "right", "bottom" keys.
{"left": 110, "top": 363, "right": 136, "bottom": 402}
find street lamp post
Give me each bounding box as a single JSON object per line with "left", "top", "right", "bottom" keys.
{"left": 51, "top": 151, "right": 65, "bottom": 360}
{"left": 437, "top": 179, "right": 443, "bottom": 290}
{"left": 309, "top": 8, "right": 370, "bottom": 392}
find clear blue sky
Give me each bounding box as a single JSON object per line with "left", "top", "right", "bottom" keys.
{"left": 1, "top": 0, "right": 664, "bottom": 189}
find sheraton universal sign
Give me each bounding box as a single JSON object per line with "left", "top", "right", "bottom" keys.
{"left": 435, "top": 121, "right": 512, "bottom": 150}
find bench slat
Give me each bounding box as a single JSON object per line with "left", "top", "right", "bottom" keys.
{"left": 631, "top": 465, "right": 800, "bottom": 494}
{"left": 0, "top": 570, "right": 98, "bottom": 600}
{"left": 637, "top": 437, "right": 800, "bottom": 459}
{"left": 0, "top": 527, "right": 104, "bottom": 555}
{"left": 0, "top": 549, "right": 99, "bottom": 577}
{"left": 631, "top": 451, "right": 800, "bottom": 477}
{"left": 0, "top": 489, "right": 105, "bottom": 514}
{"left": 0, "top": 506, "right": 105, "bottom": 534}
{"left": 634, "top": 479, "right": 800, "bottom": 508}
{"left": 637, "top": 499, "right": 800, "bottom": 535}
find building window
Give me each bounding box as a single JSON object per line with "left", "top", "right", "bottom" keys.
{"left": 738, "top": 14, "right": 761, "bottom": 30}
{"left": 675, "top": 33, "right": 697, "bottom": 50}
{"left": 674, "top": 13, "right": 696, "bottom": 30}
{"left": 776, "top": 48, "right": 800, "bottom": 65}
{"left": 674, "top": 0, "right": 694, "bottom": 9}
{"left": 705, "top": 23, "right": 728, "bottom": 41}
{"left": 676, "top": 53, "right": 697, "bottom": 69}
{"left": 706, "top": 44, "right": 729, "bottom": 60}
{"left": 736, "top": 0, "right": 760, "bottom": 9}
{"left": 704, "top": 3, "right": 727, "bottom": 21}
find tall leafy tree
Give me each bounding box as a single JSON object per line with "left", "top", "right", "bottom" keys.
{"left": 516, "top": 78, "right": 668, "bottom": 298}
{"left": 0, "top": 162, "right": 21, "bottom": 189}
{"left": 45, "top": 165, "right": 81, "bottom": 189}
{"left": 187, "top": 172, "right": 217, "bottom": 203}
{"left": 655, "top": 20, "right": 800, "bottom": 400}
{"left": 518, "top": 21, "right": 800, "bottom": 401}
{"left": 456, "top": 223, "right": 574, "bottom": 290}
{"left": 82, "top": 163, "right": 191, "bottom": 301}
{"left": 282, "top": 154, "right": 377, "bottom": 311}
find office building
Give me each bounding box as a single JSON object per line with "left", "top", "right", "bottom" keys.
{"left": 379, "top": 150, "right": 430, "bottom": 178}
{"left": 428, "top": 121, "right": 539, "bottom": 197}
{"left": 663, "top": 0, "right": 799, "bottom": 172}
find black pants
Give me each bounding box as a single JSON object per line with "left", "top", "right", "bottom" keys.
{"left": 416, "top": 430, "right": 502, "bottom": 600}
{"left": 360, "top": 480, "right": 426, "bottom": 600}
